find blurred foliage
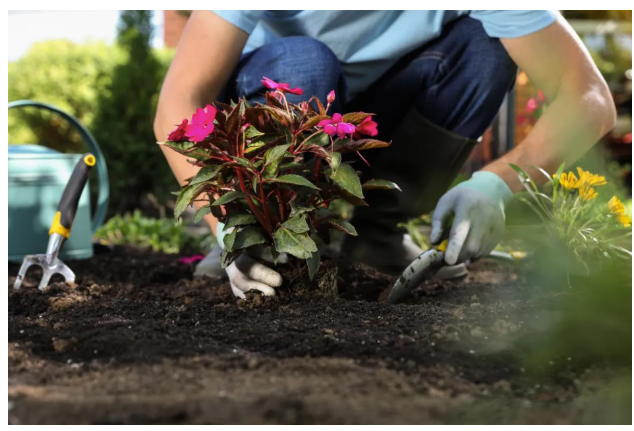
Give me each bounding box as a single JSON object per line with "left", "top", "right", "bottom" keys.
{"left": 92, "top": 10, "right": 176, "bottom": 216}
{"left": 8, "top": 11, "right": 177, "bottom": 217}
{"left": 8, "top": 40, "right": 121, "bottom": 151}
{"left": 95, "top": 210, "right": 213, "bottom": 254}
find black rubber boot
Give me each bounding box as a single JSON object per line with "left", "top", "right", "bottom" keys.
{"left": 342, "top": 107, "right": 478, "bottom": 275}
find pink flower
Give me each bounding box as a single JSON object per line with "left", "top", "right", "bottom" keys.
{"left": 327, "top": 90, "right": 335, "bottom": 104}
{"left": 300, "top": 101, "right": 309, "bottom": 113}
{"left": 352, "top": 116, "right": 378, "bottom": 140}
{"left": 168, "top": 119, "right": 189, "bottom": 142}
{"left": 317, "top": 113, "right": 356, "bottom": 139}
{"left": 261, "top": 76, "right": 304, "bottom": 95}
{"left": 526, "top": 98, "right": 538, "bottom": 114}
{"left": 185, "top": 105, "right": 217, "bottom": 142}
{"left": 178, "top": 254, "right": 205, "bottom": 265}
{"left": 537, "top": 89, "right": 546, "bottom": 102}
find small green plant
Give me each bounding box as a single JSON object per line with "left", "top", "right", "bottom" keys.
{"left": 510, "top": 163, "right": 632, "bottom": 267}
{"left": 161, "top": 78, "right": 399, "bottom": 278}
{"left": 95, "top": 210, "right": 211, "bottom": 254}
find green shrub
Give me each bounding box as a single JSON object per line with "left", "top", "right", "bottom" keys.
{"left": 8, "top": 40, "right": 121, "bottom": 151}
{"left": 8, "top": 11, "right": 177, "bottom": 216}
{"left": 92, "top": 11, "right": 176, "bottom": 216}
{"left": 95, "top": 210, "right": 213, "bottom": 254}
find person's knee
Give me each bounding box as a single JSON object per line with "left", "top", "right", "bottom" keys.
{"left": 237, "top": 36, "right": 342, "bottom": 102}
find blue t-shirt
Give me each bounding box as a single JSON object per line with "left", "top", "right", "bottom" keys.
{"left": 212, "top": 10, "right": 557, "bottom": 98}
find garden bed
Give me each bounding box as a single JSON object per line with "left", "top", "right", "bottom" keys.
{"left": 8, "top": 246, "right": 630, "bottom": 424}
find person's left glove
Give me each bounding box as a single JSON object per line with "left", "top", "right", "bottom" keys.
{"left": 430, "top": 171, "right": 512, "bottom": 266}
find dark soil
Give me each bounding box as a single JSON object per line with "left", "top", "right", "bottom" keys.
{"left": 8, "top": 246, "right": 631, "bottom": 424}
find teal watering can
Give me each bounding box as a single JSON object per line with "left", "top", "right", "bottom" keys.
{"left": 8, "top": 100, "right": 109, "bottom": 262}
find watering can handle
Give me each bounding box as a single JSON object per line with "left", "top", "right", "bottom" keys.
{"left": 8, "top": 100, "right": 109, "bottom": 233}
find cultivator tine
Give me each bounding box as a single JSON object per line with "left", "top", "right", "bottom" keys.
{"left": 13, "top": 258, "right": 36, "bottom": 290}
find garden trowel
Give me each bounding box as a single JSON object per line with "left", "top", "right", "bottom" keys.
{"left": 387, "top": 241, "right": 531, "bottom": 304}
{"left": 387, "top": 240, "right": 448, "bottom": 304}
{"left": 14, "top": 153, "right": 96, "bottom": 291}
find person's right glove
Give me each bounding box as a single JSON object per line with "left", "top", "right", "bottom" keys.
{"left": 216, "top": 222, "right": 284, "bottom": 299}
{"left": 430, "top": 171, "right": 512, "bottom": 266}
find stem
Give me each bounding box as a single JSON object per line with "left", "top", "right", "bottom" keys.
{"left": 237, "top": 170, "right": 272, "bottom": 235}
{"left": 313, "top": 157, "right": 322, "bottom": 181}
{"left": 258, "top": 178, "right": 275, "bottom": 227}
{"left": 276, "top": 190, "right": 285, "bottom": 220}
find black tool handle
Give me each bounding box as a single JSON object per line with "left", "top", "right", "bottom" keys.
{"left": 48, "top": 153, "right": 96, "bottom": 238}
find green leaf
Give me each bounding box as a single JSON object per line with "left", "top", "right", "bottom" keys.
{"left": 225, "top": 213, "right": 257, "bottom": 229}
{"left": 174, "top": 184, "right": 205, "bottom": 220}
{"left": 307, "top": 249, "right": 321, "bottom": 281}
{"left": 245, "top": 125, "right": 264, "bottom": 138}
{"left": 273, "top": 228, "right": 317, "bottom": 259}
{"left": 325, "top": 220, "right": 358, "bottom": 236}
{"left": 271, "top": 174, "right": 320, "bottom": 190}
{"left": 284, "top": 127, "right": 293, "bottom": 145}
{"left": 212, "top": 191, "right": 245, "bottom": 206}
{"left": 300, "top": 131, "right": 330, "bottom": 148}
{"left": 222, "top": 229, "right": 237, "bottom": 251}
{"left": 190, "top": 165, "right": 222, "bottom": 185}
{"left": 193, "top": 205, "right": 211, "bottom": 223}
{"left": 329, "top": 164, "right": 364, "bottom": 198}
{"left": 221, "top": 249, "right": 240, "bottom": 268}
{"left": 232, "top": 226, "right": 267, "bottom": 250}
{"left": 329, "top": 151, "right": 341, "bottom": 172}
{"left": 232, "top": 156, "right": 251, "bottom": 166}
{"left": 162, "top": 141, "right": 212, "bottom": 161}
{"left": 361, "top": 179, "right": 402, "bottom": 191}
{"left": 281, "top": 214, "right": 310, "bottom": 233}
{"left": 263, "top": 143, "right": 292, "bottom": 178}
{"left": 245, "top": 142, "right": 267, "bottom": 153}
{"left": 289, "top": 203, "right": 315, "bottom": 218}
{"left": 270, "top": 247, "right": 280, "bottom": 265}
{"left": 280, "top": 162, "right": 304, "bottom": 172}
{"left": 337, "top": 189, "right": 369, "bottom": 207}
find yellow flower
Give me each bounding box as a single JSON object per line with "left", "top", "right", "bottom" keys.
{"left": 608, "top": 196, "right": 625, "bottom": 215}
{"left": 618, "top": 213, "right": 632, "bottom": 228}
{"left": 558, "top": 171, "right": 581, "bottom": 190}
{"left": 577, "top": 167, "right": 607, "bottom": 187}
{"left": 579, "top": 185, "right": 598, "bottom": 201}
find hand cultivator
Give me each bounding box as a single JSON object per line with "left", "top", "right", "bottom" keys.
{"left": 14, "top": 154, "right": 96, "bottom": 291}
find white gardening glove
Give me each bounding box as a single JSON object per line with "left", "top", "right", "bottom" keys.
{"left": 217, "top": 222, "right": 284, "bottom": 299}
{"left": 430, "top": 171, "right": 512, "bottom": 266}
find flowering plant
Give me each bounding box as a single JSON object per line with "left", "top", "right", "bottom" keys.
{"left": 510, "top": 163, "right": 632, "bottom": 266}
{"left": 160, "top": 78, "right": 399, "bottom": 278}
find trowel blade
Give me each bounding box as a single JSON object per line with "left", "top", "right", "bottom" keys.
{"left": 387, "top": 248, "right": 446, "bottom": 304}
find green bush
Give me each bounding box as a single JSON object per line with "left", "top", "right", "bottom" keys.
{"left": 8, "top": 40, "right": 120, "bottom": 151}
{"left": 8, "top": 11, "right": 177, "bottom": 217}
{"left": 92, "top": 11, "right": 177, "bottom": 216}
{"left": 95, "top": 210, "right": 213, "bottom": 254}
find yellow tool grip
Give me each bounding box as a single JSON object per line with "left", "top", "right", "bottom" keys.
{"left": 49, "top": 211, "right": 71, "bottom": 238}
{"left": 433, "top": 239, "right": 449, "bottom": 252}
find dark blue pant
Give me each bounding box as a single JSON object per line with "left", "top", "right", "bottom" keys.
{"left": 224, "top": 16, "right": 517, "bottom": 141}
{"left": 222, "top": 16, "right": 517, "bottom": 230}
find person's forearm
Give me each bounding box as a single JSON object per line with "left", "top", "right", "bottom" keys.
{"left": 483, "top": 82, "right": 616, "bottom": 193}
{"left": 153, "top": 11, "right": 248, "bottom": 235}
